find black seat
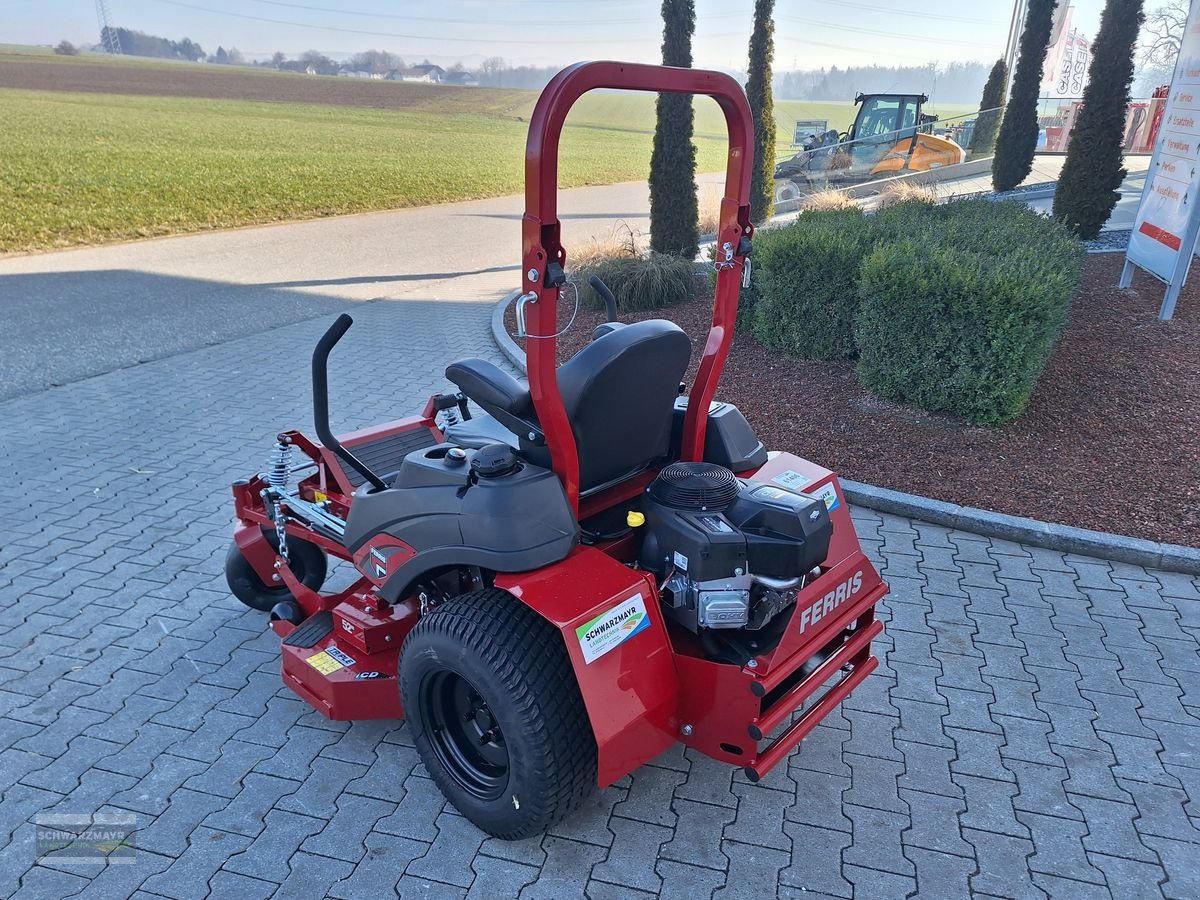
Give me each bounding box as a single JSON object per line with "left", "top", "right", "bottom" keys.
{"left": 446, "top": 319, "right": 691, "bottom": 493}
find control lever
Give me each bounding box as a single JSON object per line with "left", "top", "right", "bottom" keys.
{"left": 588, "top": 275, "right": 619, "bottom": 323}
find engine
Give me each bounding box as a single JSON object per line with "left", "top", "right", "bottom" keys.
{"left": 640, "top": 462, "right": 834, "bottom": 636}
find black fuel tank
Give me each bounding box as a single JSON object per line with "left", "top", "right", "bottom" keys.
{"left": 343, "top": 443, "right": 578, "bottom": 600}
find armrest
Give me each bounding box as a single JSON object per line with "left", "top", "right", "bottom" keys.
{"left": 445, "top": 358, "right": 532, "bottom": 417}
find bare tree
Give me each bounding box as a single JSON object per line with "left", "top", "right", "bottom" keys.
{"left": 1141, "top": 0, "right": 1187, "bottom": 66}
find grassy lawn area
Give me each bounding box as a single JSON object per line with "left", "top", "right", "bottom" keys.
{"left": 0, "top": 50, "right": 975, "bottom": 252}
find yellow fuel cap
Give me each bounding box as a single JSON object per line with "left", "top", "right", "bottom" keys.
{"left": 627, "top": 511, "right": 646, "bottom": 527}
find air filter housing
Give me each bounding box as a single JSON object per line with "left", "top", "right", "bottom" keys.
{"left": 648, "top": 462, "right": 740, "bottom": 510}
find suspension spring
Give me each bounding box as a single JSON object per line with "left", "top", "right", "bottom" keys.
{"left": 267, "top": 439, "right": 292, "bottom": 491}
{"left": 267, "top": 438, "right": 292, "bottom": 563}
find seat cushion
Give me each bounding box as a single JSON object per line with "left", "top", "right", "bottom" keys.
{"left": 444, "top": 414, "right": 521, "bottom": 451}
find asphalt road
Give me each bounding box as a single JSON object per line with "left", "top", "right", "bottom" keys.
{"left": 0, "top": 175, "right": 722, "bottom": 401}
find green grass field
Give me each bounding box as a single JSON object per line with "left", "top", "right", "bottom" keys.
{"left": 0, "top": 51, "right": 971, "bottom": 252}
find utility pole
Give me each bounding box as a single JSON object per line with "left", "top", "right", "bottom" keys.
{"left": 96, "top": 0, "right": 122, "bottom": 54}
{"left": 1004, "top": 0, "right": 1028, "bottom": 89}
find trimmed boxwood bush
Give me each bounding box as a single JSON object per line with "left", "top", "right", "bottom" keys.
{"left": 573, "top": 252, "right": 699, "bottom": 312}
{"left": 854, "top": 203, "right": 1083, "bottom": 425}
{"left": 750, "top": 208, "right": 875, "bottom": 360}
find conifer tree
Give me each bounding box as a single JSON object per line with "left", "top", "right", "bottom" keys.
{"left": 970, "top": 59, "right": 1008, "bottom": 156}
{"left": 746, "top": 0, "right": 777, "bottom": 223}
{"left": 1052, "top": 0, "right": 1146, "bottom": 238}
{"left": 649, "top": 0, "right": 699, "bottom": 257}
{"left": 993, "top": 0, "right": 1059, "bottom": 191}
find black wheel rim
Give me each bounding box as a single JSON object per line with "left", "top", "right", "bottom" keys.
{"left": 420, "top": 670, "right": 509, "bottom": 801}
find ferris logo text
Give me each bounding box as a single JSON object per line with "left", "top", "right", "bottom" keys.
{"left": 798, "top": 571, "right": 863, "bottom": 634}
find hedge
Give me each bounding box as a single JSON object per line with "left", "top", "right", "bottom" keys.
{"left": 854, "top": 207, "right": 1083, "bottom": 424}
{"left": 749, "top": 207, "right": 874, "bottom": 359}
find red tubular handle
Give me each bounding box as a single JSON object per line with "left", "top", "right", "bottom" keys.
{"left": 520, "top": 61, "right": 756, "bottom": 512}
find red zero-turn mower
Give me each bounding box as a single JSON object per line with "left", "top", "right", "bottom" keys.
{"left": 226, "top": 61, "right": 888, "bottom": 839}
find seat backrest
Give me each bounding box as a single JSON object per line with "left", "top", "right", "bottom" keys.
{"left": 556, "top": 319, "right": 691, "bottom": 492}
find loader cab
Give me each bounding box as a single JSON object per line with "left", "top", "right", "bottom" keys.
{"left": 847, "top": 93, "right": 929, "bottom": 145}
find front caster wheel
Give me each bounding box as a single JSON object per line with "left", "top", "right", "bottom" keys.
{"left": 400, "top": 589, "right": 597, "bottom": 839}
{"left": 224, "top": 531, "right": 328, "bottom": 612}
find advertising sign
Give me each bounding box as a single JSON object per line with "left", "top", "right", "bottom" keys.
{"left": 1122, "top": 0, "right": 1200, "bottom": 319}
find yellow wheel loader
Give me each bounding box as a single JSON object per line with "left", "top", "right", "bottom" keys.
{"left": 775, "top": 93, "right": 965, "bottom": 197}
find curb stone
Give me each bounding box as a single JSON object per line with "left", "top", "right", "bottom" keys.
{"left": 489, "top": 293, "right": 1200, "bottom": 576}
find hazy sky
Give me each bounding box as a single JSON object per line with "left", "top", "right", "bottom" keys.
{"left": 7, "top": 0, "right": 1108, "bottom": 69}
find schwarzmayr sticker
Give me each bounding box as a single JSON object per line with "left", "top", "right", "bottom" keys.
{"left": 576, "top": 593, "right": 651, "bottom": 664}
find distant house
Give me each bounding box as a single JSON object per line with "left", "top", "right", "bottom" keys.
{"left": 443, "top": 70, "right": 478, "bottom": 87}
{"left": 388, "top": 64, "right": 445, "bottom": 84}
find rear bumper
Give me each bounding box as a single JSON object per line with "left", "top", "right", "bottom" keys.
{"left": 743, "top": 614, "right": 882, "bottom": 781}
{"left": 673, "top": 571, "right": 886, "bottom": 781}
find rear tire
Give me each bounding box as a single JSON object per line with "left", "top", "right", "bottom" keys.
{"left": 400, "top": 588, "right": 597, "bottom": 839}
{"left": 224, "top": 531, "right": 328, "bottom": 612}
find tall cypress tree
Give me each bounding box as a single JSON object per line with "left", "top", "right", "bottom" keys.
{"left": 746, "top": 0, "right": 776, "bottom": 224}
{"left": 969, "top": 59, "right": 1008, "bottom": 156}
{"left": 649, "top": 0, "right": 699, "bottom": 258}
{"left": 1052, "top": 0, "right": 1146, "bottom": 238}
{"left": 993, "top": 0, "right": 1059, "bottom": 191}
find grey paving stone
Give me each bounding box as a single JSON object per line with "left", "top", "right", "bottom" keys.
{"left": 712, "top": 840, "right": 789, "bottom": 900}
{"left": 843, "top": 863, "right": 918, "bottom": 900}
{"left": 725, "top": 781, "right": 793, "bottom": 851}
{"left": 672, "top": 749, "right": 737, "bottom": 809}
{"left": 895, "top": 739, "right": 962, "bottom": 801}
{"left": 784, "top": 768, "right": 851, "bottom": 833}
{"left": 611, "top": 760, "right": 686, "bottom": 828}
{"left": 20, "top": 735, "right": 124, "bottom": 794}
{"left": 466, "top": 853, "right": 541, "bottom": 899}
{"left": 590, "top": 815, "right": 671, "bottom": 894}
{"left": 1028, "top": 872, "right": 1112, "bottom": 899}
{"left": 963, "top": 828, "right": 1045, "bottom": 899}
{"left": 344, "top": 741, "right": 422, "bottom": 802}
{"left": 299, "top": 792, "right": 396, "bottom": 863}
{"left": 208, "top": 870, "right": 279, "bottom": 899}
{"left": 202, "top": 772, "right": 301, "bottom": 838}
{"left": 900, "top": 788, "right": 972, "bottom": 858}
{"left": 655, "top": 858, "right": 725, "bottom": 900}
{"left": 658, "top": 798, "right": 735, "bottom": 871}
{"left": 843, "top": 804, "right": 914, "bottom": 878}
{"left": 843, "top": 752, "right": 907, "bottom": 815}
{"left": 778, "top": 821, "right": 854, "bottom": 897}
{"left": 221, "top": 808, "right": 325, "bottom": 883}
{"left": 1142, "top": 834, "right": 1200, "bottom": 900}
{"left": 374, "top": 775, "right": 446, "bottom": 840}
{"left": 60, "top": 845, "right": 175, "bottom": 897}
{"left": 328, "top": 831, "right": 428, "bottom": 898}
{"left": 181, "top": 740, "right": 276, "bottom": 799}
{"left": 1088, "top": 853, "right": 1169, "bottom": 898}
{"left": 276, "top": 756, "right": 367, "bottom": 819}
{"left": 141, "top": 826, "right": 252, "bottom": 900}
{"left": 1006, "top": 758, "right": 1082, "bottom": 822}
{"left": 517, "top": 836, "right": 604, "bottom": 899}
{"left": 272, "top": 850, "right": 356, "bottom": 900}
{"left": 1019, "top": 810, "right": 1107, "bottom": 885}
{"left": 1071, "top": 794, "right": 1160, "bottom": 864}
{"left": 396, "top": 875, "right": 468, "bottom": 899}
{"left": 9, "top": 864, "right": 89, "bottom": 900}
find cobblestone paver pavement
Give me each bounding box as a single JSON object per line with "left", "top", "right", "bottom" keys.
{"left": 2, "top": 296, "right": 1198, "bottom": 899}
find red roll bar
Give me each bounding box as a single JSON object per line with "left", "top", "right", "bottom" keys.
{"left": 522, "top": 61, "right": 756, "bottom": 513}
